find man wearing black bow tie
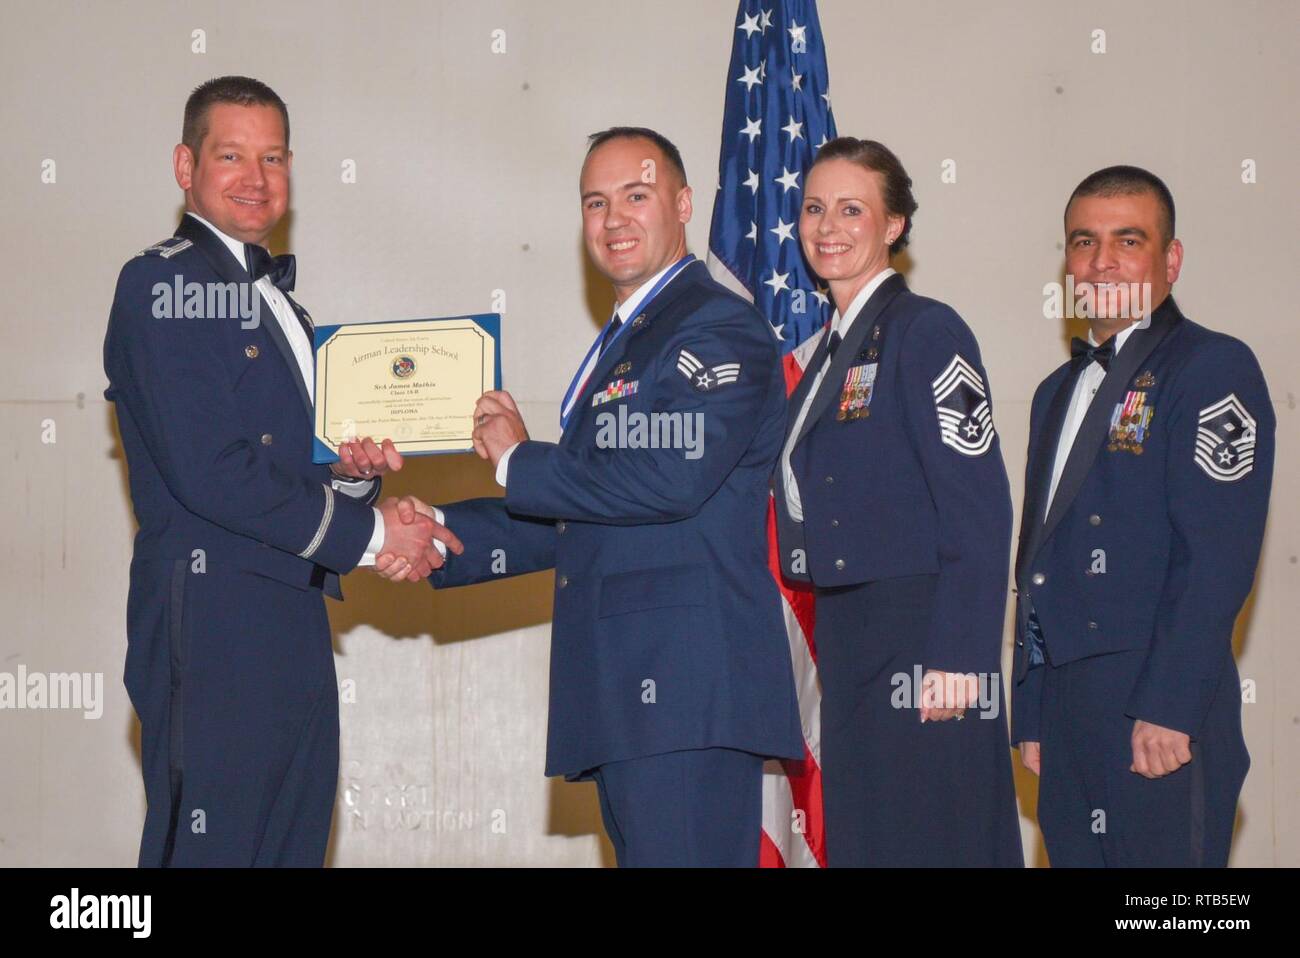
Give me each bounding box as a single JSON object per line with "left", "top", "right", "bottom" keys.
{"left": 1010, "top": 167, "right": 1274, "bottom": 866}
{"left": 103, "top": 77, "right": 449, "bottom": 866}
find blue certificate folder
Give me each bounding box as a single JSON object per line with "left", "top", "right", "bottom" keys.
{"left": 311, "top": 313, "right": 501, "bottom": 464}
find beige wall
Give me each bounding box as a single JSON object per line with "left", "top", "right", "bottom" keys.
{"left": 1, "top": 0, "right": 1294, "bottom": 866}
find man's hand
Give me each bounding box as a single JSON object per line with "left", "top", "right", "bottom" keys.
{"left": 374, "top": 496, "right": 439, "bottom": 582}
{"left": 472, "top": 391, "right": 529, "bottom": 468}
{"left": 332, "top": 437, "right": 403, "bottom": 480}
{"left": 1130, "top": 719, "right": 1192, "bottom": 778}
{"left": 919, "top": 669, "right": 979, "bottom": 723}
{"left": 374, "top": 496, "right": 464, "bottom": 582}
{"left": 1019, "top": 741, "right": 1041, "bottom": 776}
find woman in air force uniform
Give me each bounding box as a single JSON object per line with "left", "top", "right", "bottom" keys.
{"left": 774, "top": 137, "right": 1023, "bottom": 866}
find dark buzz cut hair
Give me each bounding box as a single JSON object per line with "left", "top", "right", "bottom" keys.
{"left": 182, "top": 75, "right": 290, "bottom": 162}
{"left": 586, "top": 126, "right": 688, "bottom": 186}
{"left": 811, "top": 137, "right": 919, "bottom": 254}
{"left": 1067, "top": 165, "right": 1176, "bottom": 246}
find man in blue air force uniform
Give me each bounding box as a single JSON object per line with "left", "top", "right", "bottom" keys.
{"left": 1011, "top": 167, "right": 1274, "bottom": 866}
{"left": 103, "top": 77, "right": 446, "bottom": 866}
{"left": 378, "top": 128, "right": 803, "bottom": 867}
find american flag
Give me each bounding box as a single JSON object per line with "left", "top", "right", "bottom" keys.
{"left": 706, "top": 0, "right": 838, "bottom": 868}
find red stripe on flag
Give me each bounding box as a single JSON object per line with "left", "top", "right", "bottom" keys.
{"left": 759, "top": 828, "right": 787, "bottom": 868}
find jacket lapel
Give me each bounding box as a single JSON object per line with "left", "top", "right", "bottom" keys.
{"left": 1015, "top": 364, "right": 1079, "bottom": 579}
{"left": 174, "top": 216, "right": 314, "bottom": 417}
{"left": 791, "top": 272, "right": 906, "bottom": 451}
{"left": 1035, "top": 299, "right": 1182, "bottom": 551}
{"left": 783, "top": 327, "right": 834, "bottom": 444}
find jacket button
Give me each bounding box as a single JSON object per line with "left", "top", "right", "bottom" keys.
{"left": 260, "top": 433, "right": 273, "bottom": 445}
{"left": 1089, "top": 514, "right": 1101, "bottom": 526}
{"left": 825, "top": 475, "right": 834, "bottom": 484}
{"left": 1088, "top": 621, "right": 1098, "bottom": 630}
{"left": 831, "top": 519, "right": 839, "bottom": 527}
{"left": 556, "top": 521, "right": 567, "bottom": 534}
{"left": 557, "top": 575, "right": 568, "bottom": 589}
{"left": 245, "top": 344, "right": 259, "bottom": 359}
{"left": 1031, "top": 572, "right": 1046, "bottom": 586}
{"left": 834, "top": 558, "right": 845, "bottom": 570}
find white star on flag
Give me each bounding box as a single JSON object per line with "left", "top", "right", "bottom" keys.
{"left": 763, "top": 269, "right": 790, "bottom": 295}
{"left": 782, "top": 116, "right": 804, "bottom": 141}
{"left": 775, "top": 166, "right": 801, "bottom": 192}
{"left": 737, "top": 12, "right": 761, "bottom": 37}
{"left": 737, "top": 64, "right": 762, "bottom": 91}
{"left": 740, "top": 116, "right": 762, "bottom": 142}
{"left": 770, "top": 218, "right": 795, "bottom": 245}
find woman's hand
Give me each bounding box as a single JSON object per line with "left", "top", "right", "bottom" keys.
{"left": 919, "top": 669, "right": 979, "bottom": 723}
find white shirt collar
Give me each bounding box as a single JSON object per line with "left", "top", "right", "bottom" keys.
{"left": 1088, "top": 313, "right": 1152, "bottom": 356}
{"left": 184, "top": 211, "right": 250, "bottom": 271}
{"left": 830, "top": 267, "right": 897, "bottom": 339}
{"left": 614, "top": 258, "right": 689, "bottom": 324}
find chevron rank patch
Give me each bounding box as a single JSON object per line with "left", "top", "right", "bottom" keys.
{"left": 1195, "top": 393, "right": 1257, "bottom": 481}
{"left": 931, "top": 354, "right": 994, "bottom": 456}
{"left": 677, "top": 348, "right": 740, "bottom": 392}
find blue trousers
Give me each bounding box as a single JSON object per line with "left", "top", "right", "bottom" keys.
{"left": 1037, "top": 648, "right": 1249, "bottom": 867}
{"left": 127, "top": 559, "right": 339, "bottom": 867}
{"left": 590, "top": 747, "right": 763, "bottom": 867}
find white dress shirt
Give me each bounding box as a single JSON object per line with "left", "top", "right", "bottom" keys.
{"left": 780, "top": 267, "right": 896, "bottom": 522}
{"left": 1042, "top": 316, "right": 1151, "bottom": 519}
{"left": 185, "top": 212, "right": 385, "bottom": 563}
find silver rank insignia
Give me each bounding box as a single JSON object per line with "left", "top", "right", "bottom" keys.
{"left": 677, "top": 349, "right": 739, "bottom": 392}
{"left": 613, "top": 361, "right": 632, "bottom": 376}
{"left": 931, "top": 354, "right": 994, "bottom": 456}
{"left": 1195, "top": 393, "right": 1256, "bottom": 481}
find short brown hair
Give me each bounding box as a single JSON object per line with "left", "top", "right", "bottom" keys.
{"left": 810, "top": 137, "right": 918, "bottom": 254}
{"left": 1066, "top": 165, "right": 1176, "bottom": 247}
{"left": 586, "top": 126, "right": 688, "bottom": 186}
{"left": 182, "top": 76, "right": 290, "bottom": 163}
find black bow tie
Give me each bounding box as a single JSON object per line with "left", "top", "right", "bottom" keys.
{"left": 1071, "top": 336, "right": 1114, "bottom": 371}
{"left": 245, "top": 244, "right": 296, "bottom": 293}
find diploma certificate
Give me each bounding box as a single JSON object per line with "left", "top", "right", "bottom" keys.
{"left": 312, "top": 314, "right": 501, "bottom": 462}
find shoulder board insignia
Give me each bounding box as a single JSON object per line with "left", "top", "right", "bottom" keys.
{"left": 138, "top": 237, "right": 193, "bottom": 259}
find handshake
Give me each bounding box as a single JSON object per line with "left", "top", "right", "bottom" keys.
{"left": 329, "top": 436, "right": 464, "bottom": 583}
{"left": 373, "top": 495, "right": 463, "bottom": 582}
